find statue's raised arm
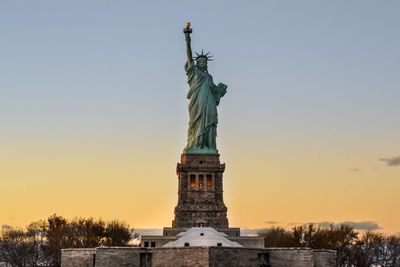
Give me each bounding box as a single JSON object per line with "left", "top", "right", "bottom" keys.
{"left": 184, "top": 23, "right": 193, "bottom": 67}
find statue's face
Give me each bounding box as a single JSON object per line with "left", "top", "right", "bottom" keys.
{"left": 196, "top": 57, "right": 207, "bottom": 70}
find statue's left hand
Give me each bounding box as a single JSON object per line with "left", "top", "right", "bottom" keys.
{"left": 218, "top": 83, "right": 227, "bottom": 91}
{"left": 217, "top": 83, "right": 227, "bottom": 97}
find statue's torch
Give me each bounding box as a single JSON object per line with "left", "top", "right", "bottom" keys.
{"left": 183, "top": 22, "right": 192, "bottom": 34}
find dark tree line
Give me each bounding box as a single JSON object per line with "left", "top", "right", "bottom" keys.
{"left": 0, "top": 214, "right": 132, "bottom": 267}
{"left": 258, "top": 224, "right": 400, "bottom": 266}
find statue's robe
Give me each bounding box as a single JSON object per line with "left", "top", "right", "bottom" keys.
{"left": 184, "top": 62, "right": 226, "bottom": 153}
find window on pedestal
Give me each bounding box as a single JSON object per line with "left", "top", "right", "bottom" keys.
{"left": 190, "top": 174, "right": 196, "bottom": 188}
{"left": 207, "top": 175, "right": 212, "bottom": 189}
{"left": 199, "top": 174, "right": 204, "bottom": 187}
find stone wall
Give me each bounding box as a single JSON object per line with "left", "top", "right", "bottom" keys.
{"left": 94, "top": 247, "right": 210, "bottom": 267}
{"left": 267, "top": 247, "right": 313, "bottom": 267}
{"left": 61, "top": 246, "right": 337, "bottom": 267}
{"left": 61, "top": 248, "right": 95, "bottom": 267}
{"left": 209, "top": 247, "right": 269, "bottom": 267}
{"left": 151, "top": 247, "right": 209, "bottom": 267}
{"left": 95, "top": 247, "right": 141, "bottom": 267}
{"left": 313, "top": 249, "right": 336, "bottom": 267}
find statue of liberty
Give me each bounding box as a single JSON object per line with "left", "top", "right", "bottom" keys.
{"left": 183, "top": 23, "right": 227, "bottom": 154}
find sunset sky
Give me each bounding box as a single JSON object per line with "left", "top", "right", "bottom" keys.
{"left": 1, "top": 1, "right": 399, "bottom": 234}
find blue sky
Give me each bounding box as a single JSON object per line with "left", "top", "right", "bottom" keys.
{"left": 2, "top": 1, "right": 399, "bottom": 143}
{"left": 1, "top": 1, "right": 400, "bottom": 232}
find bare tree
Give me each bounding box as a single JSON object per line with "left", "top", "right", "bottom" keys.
{"left": 102, "top": 220, "right": 132, "bottom": 246}
{"left": 1, "top": 214, "right": 133, "bottom": 266}
{"left": 257, "top": 226, "right": 299, "bottom": 247}
{"left": 0, "top": 222, "right": 46, "bottom": 267}
{"left": 68, "top": 217, "right": 106, "bottom": 248}
{"left": 382, "top": 235, "right": 400, "bottom": 267}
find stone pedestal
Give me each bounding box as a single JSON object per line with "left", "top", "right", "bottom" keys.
{"left": 172, "top": 153, "right": 229, "bottom": 228}
{"left": 141, "top": 153, "right": 263, "bottom": 249}
{"left": 61, "top": 247, "right": 337, "bottom": 267}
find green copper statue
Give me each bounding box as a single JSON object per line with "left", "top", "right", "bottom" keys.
{"left": 183, "top": 23, "right": 227, "bottom": 154}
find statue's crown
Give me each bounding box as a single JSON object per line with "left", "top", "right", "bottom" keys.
{"left": 194, "top": 50, "right": 213, "bottom": 61}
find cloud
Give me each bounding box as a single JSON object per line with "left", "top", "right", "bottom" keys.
{"left": 350, "top": 168, "right": 361, "bottom": 172}
{"left": 342, "top": 221, "right": 382, "bottom": 230}
{"left": 317, "top": 221, "right": 382, "bottom": 231}
{"left": 286, "top": 221, "right": 382, "bottom": 231}
{"left": 2, "top": 224, "right": 12, "bottom": 230}
{"left": 379, "top": 156, "right": 400, "bottom": 166}
{"left": 315, "top": 221, "right": 333, "bottom": 228}
{"left": 264, "top": 221, "right": 279, "bottom": 224}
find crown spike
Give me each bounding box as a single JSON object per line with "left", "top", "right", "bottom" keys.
{"left": 194, "top": 50, "right": 214, "bottom": 62}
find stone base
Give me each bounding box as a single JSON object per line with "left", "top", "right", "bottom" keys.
{"left": 173, "top": 153, "right": 229, "bottom": 228}
{"left": 141, "top": 226, "right": 264, "bottom": 249}
{"left": 61, "top": 247, "right": 336, "bottom": 267}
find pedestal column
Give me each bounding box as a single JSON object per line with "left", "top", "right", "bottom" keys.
{"left": 172, "top": 154, "right": 228, "bottom": 228}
